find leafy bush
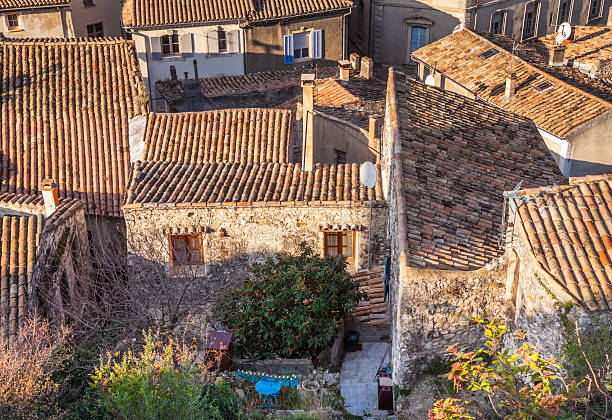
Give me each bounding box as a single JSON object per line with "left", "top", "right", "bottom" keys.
{"left": 92, "top": 330, "right": 213, "bottom": 420}
{"left": 199, "top": 380, "right": 246, "bottom": 419}
{"left": 214, "top": 245, "right": 362, "bottom": 359}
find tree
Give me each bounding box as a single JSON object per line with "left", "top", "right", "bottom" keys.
{"left": 213, "top": 245, "right": 363, "bottom": 359}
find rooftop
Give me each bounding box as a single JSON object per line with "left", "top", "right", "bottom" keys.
{"left": 122, "top": 0, "right": 354, "bottom": 29}
{"left": 142, "top": 108, "right": 293, "bottom": 164}
{"left": 0, "top": 37, "right": 148, "bottom": 217}
{"left": 512, "top": 174, "right": 612, "bottom": 310}
{"left": 390, "top": 73, "right": 565, "bottom": 270}
{"left": 124, "top": 161, "right": 382, "bottom": 207}
{"left": 0, "top": 0, "right": 68, "bottom": 10}
{"left": 412, "top": 29, "right": 612, "bottom": 139}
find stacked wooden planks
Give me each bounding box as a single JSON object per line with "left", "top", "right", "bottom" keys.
{"left": 352, "top": 266, "right": 388, "bottom": 326}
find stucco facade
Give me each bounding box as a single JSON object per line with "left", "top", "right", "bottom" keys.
{"left": 0, "top": 6, "right": 73, "bottom": 38}
{"left": 70, "top": 0, "right": 123, "bottom": 37}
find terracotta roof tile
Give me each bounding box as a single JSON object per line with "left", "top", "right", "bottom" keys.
{"left": 394, "top": 76, "right": 566, "bottom": 270}
{"left": 413, "top": 29, "right": 612, "bottom": 139}
{"left": 0, "top": 38, "right": 148, "bottom": 217}
{"left": 513, "top": 174, "right": 612, "bottom": 310}
{"left": 0, "top": 0, "right": 67, "bottom": 10}
{"left": 142, "top": 109, "right": 292, "bottom": 164}
{"left": 124, "top": 161, "right": 382, "bottom": 206}
{"left": 315, "top": 76, "right": 386, "bottom": 110}
{"left": 122, "top": 0, "right": 354, "bottom": 28}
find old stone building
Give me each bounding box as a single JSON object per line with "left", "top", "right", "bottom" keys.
{"left": 121, "top": 0, "right": 354, "bottom": 112}
{"left": 348, "top": 0, "right": 612, "bottom": 68}
{"left": 381, "top": 69, "right": 565, "bottom": 386}
{"left": 0, "top": 0, "right": 73, "bottom": 37}
{"left": 0, "top": 36, "right": 148, "bottom": 243}
{"left": 504, "top": 174, "right": 612, "bottom": 359}
{"left": 413, "top": 27, "right": 612, "bottom": 177}
{"left": 0, "top": 187, "right": 90, "bottom": 343}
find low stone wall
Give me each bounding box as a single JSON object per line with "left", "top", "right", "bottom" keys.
{"left": 235, "top": 358, "right": 313, "bottom": 376}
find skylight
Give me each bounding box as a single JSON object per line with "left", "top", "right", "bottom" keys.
{"left": 479, "top": 48, "right": 499, "bottom": 60}
{"left": 533, "top": 81, "right": 553, "bottom": 93}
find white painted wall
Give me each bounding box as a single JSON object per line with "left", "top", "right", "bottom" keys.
{"left": 538, "top": 128, "right": 570, "bottom": 177}
{"left": 130, "top": 24, "right": 245, "bottom": 112}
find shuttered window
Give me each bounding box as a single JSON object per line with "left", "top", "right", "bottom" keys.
{"left": 324, "top": 231, "right": 356, "bottom": 261}
{"left": 170, "top": 234, "right": 204, "bottom": 266}
{"left": 284, "top": 30, "right": 323, "bottom": 64}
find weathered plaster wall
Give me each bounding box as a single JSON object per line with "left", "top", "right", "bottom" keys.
{"left": 567, "top": 113, "right": 612, "bottom": 177}
{"left": 70, "top": 0, "right": 123, "bottom": 37}
{"left": 1, "top": 7, "right": 72, "bottom": 38}
{"left": 244, "top": 15, "right": 345, "bottom": 73}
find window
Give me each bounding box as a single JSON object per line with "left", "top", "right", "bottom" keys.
{"left": 86, "top": 22, "right": 103, "bottom": 38}
{"left": 523, "top": 2, "right": 539, "bottom": 39}
{"left": 479, "top": 48, "right": 498, "bottom": 59}
{"left": 218, "top": 29, "right": 227, "bottom": 53}
{"left": 324, "top": 231, "right": 356, "bottom": 261}
{"left": 411, "top": 26, "right": 427, "bottom": 52}
{"left": 589, "top": 0, "right": 602, "bottom": 19}
{"left": 161, "top": 34, "right": 179, "bottom": 55}
{"left": 6, "top": 13, "right": 20, "bottom": 30}
{"left": 83, "top": 0, "right": 95, "bottom": 6}
{"left": 533, "top": 80, "right": 553, "bottom": 92}
{"left": 334, "top": 149, "right": 347, "bottom": 165}
{"left": 490, "top": 11, "right": 506, "bottom": 34}
{"left": 170, "top": 234, "right": 203, "bottom": 265}
{"left": 558, "top": 0, "right": 570, "bottom": 24}
{"left": 293, "top": 32, "right": 309, "bottom": 61}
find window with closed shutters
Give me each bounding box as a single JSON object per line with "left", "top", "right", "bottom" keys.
{"left": 170, "top": 234, "right": 204, "bottom": 266}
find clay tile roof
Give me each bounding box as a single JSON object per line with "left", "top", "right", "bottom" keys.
{"left": 142, "top": 109, "right": 293, "bottom": 164}
{"left": 0, "top": 38, "right": 148, "bottom": 217}
{"left": 0, "top": 0, "right": 68, "bottom": 10}
{"left": 122, "top": 0, "right": 354, "bottom": 29}
{"left": 156, "top": 66, "right": 338, "bottom": 107}
{"left": 393, "top": 76, "right": 565, "bottom": 271}
{"left": 0, "top": 193, "right": 82, "bottom": 341}
{"left": 315, "top": 76, "right": 386, "bottom": 110}
{"left": 412, "top": 29, "right": 612, "bottom": 139}
{"left": 124, "top": 161, "right": 382, "bottom": 206}
{"left": 513, "top": 174, "right": 612, "bottom": 311}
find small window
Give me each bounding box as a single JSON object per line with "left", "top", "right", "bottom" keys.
{"left": 589, "top": 0, "right": 602, "bottom": 19}
{"left": 334, "top": 150, "right": 347, "bottom": 165}
{"left": 293, "top": 31, "right": 310, "bottom": 61}
{"left": 411, "top": 26, "right": 427, "bottom": 52}
{"left": 533, "top": 80, "right": 553, "bottom": 92}
{"left": 324, "top": 231, "right": 356, "bottom": 261}
{"left": 83, "top": 0, "right": 95, "bottom": 6}
{"left": 170, "top": 234, "right": 203, "bottom": 266}
{"left": 6, "top": 13, "right": 20, "bottom": 31}
{"left": 490, "top": 11, "right": 505, "bottom": 34}
{"left": 218, "top": 29, "right": 227, "bottom": 53}
{"left": 558, "top": 0, "right": 570, "bottom": 24}
{"left": 86, "top": 22, "right": 104, "bottom": 38}
{"left": 479, "top": 48, "right": 499, "bottom": 60}
{"left": 161, "top": 34, "right": 180, "bottom": 55}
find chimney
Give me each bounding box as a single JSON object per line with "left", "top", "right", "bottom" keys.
{"left": 338, "top": 60, "right": 351, "bottom": 81}
{"left": 301, "top": 73, "right": 316, "bottom": 172}
{"left": 360, "top": 56, "right": 373, "bottom": 79}
{"left": 368, "top": 117, "right": 380, "bottom": 162}
{"left": 608, "top": 6, "right": 612, "bottom": 26}
{"left": 504, "top": 72, "right": 516, "bottom": 101}
{"left": 350, "top": 52, "right": 361, "bottom": 72}
{"left": 41, "top": 179, "right": 59, "bottom": 217}
{"left": 548, "top": 45, "right": 567, "bottom": 66}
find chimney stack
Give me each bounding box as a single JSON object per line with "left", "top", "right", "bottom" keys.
{"left": 41, "top": 179, "right": 59, "bottom": 217}
{"left": 350, "top": 52, "right": 361, "bottom": 72}
{"left": 368, "top": 117, "right": 380, "bottom": 162}
{"left": 504, "top": 72, "right": 516, "bottom": 101}
{"left": 608, "top": 6, "right": 612, "bottom": 26}
{"left": 339, "top": 60, "right": 351, "bottom": 81}
{"left": 548, "top": 45, "right": 567, "bottom": 66}
{"left": 301, "top": 74, "right": 316, "bottom": 172}
{"left": 360, "top": 56, "right": 373, "bottom": 79}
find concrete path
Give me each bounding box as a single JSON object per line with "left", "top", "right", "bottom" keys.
{"left": 340, "top": 341, "right": 391, "bottom": 418}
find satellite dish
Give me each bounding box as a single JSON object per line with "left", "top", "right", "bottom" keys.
{"left": 558, "top": 22, "right": 572, "bottom": 41}
{"left": 360, "top": 161, "right": 378, "bottom": 189}
{"left": 424, "top": 74, "right": 435, "bottom": 86}
{"left": 555, "top": 33, "right": 565, "bottom": 45}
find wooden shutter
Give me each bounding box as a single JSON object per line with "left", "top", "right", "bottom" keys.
{"left": 227, "top": 30, "right": 240, "bottom": 53}
{"left": 207, "top": 30, "right": 219, "bottom": 53}
{"left": 150, "top": 36, "right": 162, "bottom": 60}
{"left": 283, "top": 34, "right": 294, "bottom": 64}
{"left": 180, "top": 33, "right": 193, "bottom": 57}
{"left": 311, "top": 29, "right": 323, "bottom": 59}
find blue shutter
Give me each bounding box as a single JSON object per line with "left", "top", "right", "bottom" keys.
{"left": 284, "top": 34, "right": 294, "bottom": 64}
{"left": 311, "top": 29, "right": 323, "bottom": 59}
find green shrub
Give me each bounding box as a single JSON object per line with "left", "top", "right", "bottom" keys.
{"left": 92, "top": 330, "right": 210, "bottom": 420}
{"left": 213, "top": 245, "right": 362, "bottom": 359}
{"left": 199, "top": 381, "right": 246, "bottom": 420}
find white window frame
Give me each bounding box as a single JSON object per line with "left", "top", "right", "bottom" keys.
{"left": 293, "top": 31, "right": 310, "bottom": 62}
{"left": 521, "top": 0, "right": 541, "bottom": 41}
{"left": 405, "top": 17, "right": 433, "bottom": 63}
{"left": 161, "top": 34, "right": 180, "bottom": 56}
{"left": 588, "top": 0, "right": 604, "bottom": 20}
{"left": 283, "top": 29, "right": 322, "bottom": 65}
{"left": 86, "top": 21, "right": 104, "bottom": 37}
{"left": 489, "top": 9, "right": 507, "bottom": 35}
{"left": 4, "top": 12, "right": 22, "bottom": 31}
